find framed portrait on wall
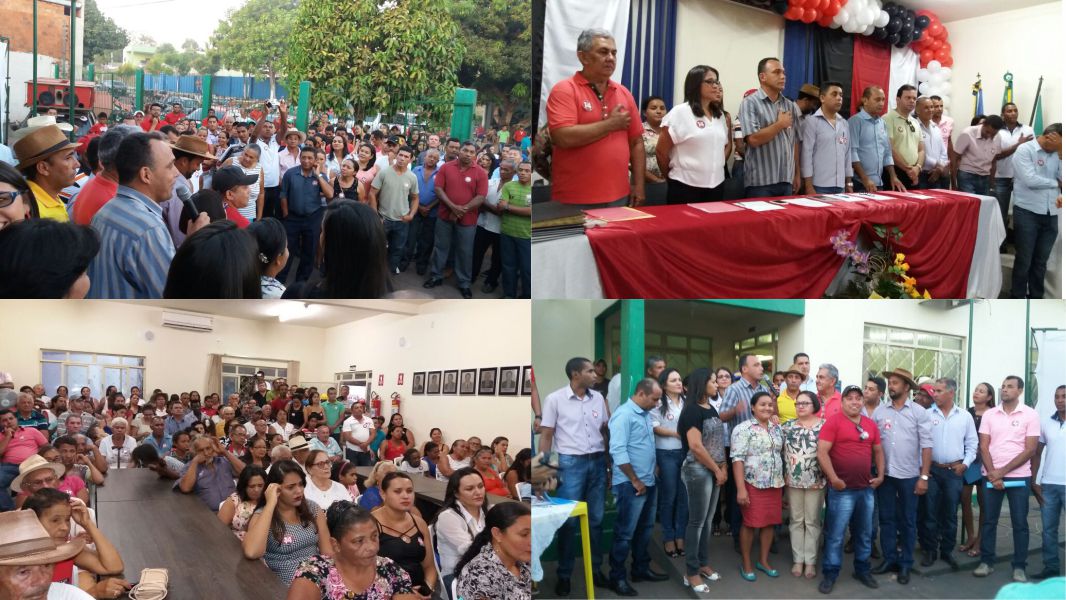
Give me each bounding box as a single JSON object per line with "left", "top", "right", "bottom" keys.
{"left": 426, "top": 371, "right": 441, "bottom": 394}
{"left": 459, "top": 369, "right": 477, "bottom": 395}
{"left": 442, "top": 370, "right": 459, "bottom": 394}
{"left": 499, "top": 366, "right": 520, "bottom": 395}
{"left": 411, "top": 372, "right": 425, "bottom": 395}
{"left": 521, "top": 366, "right": 532, "bottom": 396}
{"left": 478, "top": 368, "right": 498, "bottom": 395}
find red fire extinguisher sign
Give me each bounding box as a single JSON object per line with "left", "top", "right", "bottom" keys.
{"left": 397, "top": 373, "right": 404, "bottom": 385}
{"left": 377, "top": 374, "right": 384, "bottom": 386}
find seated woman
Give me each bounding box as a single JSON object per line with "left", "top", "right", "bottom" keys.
{"left": 169, "top": 430, "right": 193, "bottom": 464}
{"left": 455, "top": 502, "right": 531, "bottom": 600}
{"left": 433, "top": 468, "right": 487, "bottom": 593}
{"left": 219, "top": 465, "right": 268, "bottom": 540}
{"left": 397, "top": 448, "right": 428, "bottom": 476}
{"left": 358, "top": 461, "right": 397, "bottom": 511}
{"left": 504, "top": 448, "right": 533, "bottom": 500}
{"left": 302, "top": 449, "right": 352, "bottom": 510}
{"left": 243, "top": 436, "right": 272, "bottom": 469}
{"left": 471, "top": 448, "right": 511, "bottom": 498}
{"left": 332, "top": 460, "right": 360, "bottom": 502}
{"left": 24, "top": 488, "right": 131, "bottom": 598}
{"left": 97, "top": 418, "right": 136, "bottom": 469}
{"left": 287, "top": 501, "right": 416, "bottom": 600}
{"left": 242, "top": 459, "right": 331, "bottom": 585}
{"left": 379, "top": 425, "right": 408, "bottom": 463}
{"left": 371, "top": 473, "right": 437, "bottom": 599}
{"left": 489, "top": 436, "right": 513, "bottom": 473}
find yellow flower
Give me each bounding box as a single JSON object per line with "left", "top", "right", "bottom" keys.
{"left": 895, "top": 253, "right": 905, "bottom": 264}
{"left": 910, "top": 289, "right": 921, "bottom": 298}
{"left": 900, "top": 262, "right": 910, "bottom": 271}
{"left": 923, "top": 289, "right": 932, "bottom": 299}
{"left": 868, "top": 292, "right": 885, "bottom": 299}
{"left": 904, "top": 276, "right": 917, "bottom": 288}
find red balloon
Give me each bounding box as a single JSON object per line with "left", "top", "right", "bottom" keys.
{"left": 928, "top": 22, "right": 944, "bottom": 37}
{"left": 801, "top": 8, "right": 817, "bottom": 22}
{"left": 941, "top": 42, "right": 952, "bottom": 53}
{"left": 941, "top": 56, "right": 953, "bottom": 67}
{"left": 920, "top": 49, "right": 935, "bottom": 64}
{"left": 785, "top": 5, "right": 803, "bottom": 19}
{"left": 824, "top": 3, "right": 840, "bottom": 16}
{"left": 935, "top": 48, "right": 951, "bottom": 62}
{"left": 817, "top": 14, "right": 834, "bottom": 27}
{"left": 928, "top": 39, "right": 943, "bottom": 51}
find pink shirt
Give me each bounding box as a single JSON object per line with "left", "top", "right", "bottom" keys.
{"left": 58, "top": 471, "right": 87, "bottom": 498}
{"left": 934, "top": 116, "right": 953, "bottom": 150}
{"left": 279, "top": 147, "right": 301, "bottom": 176}
{"left": 1, "top": 427, "right": 48, "bottom": 464}
{"left": 978, "top": 402, "right": 1041, "bottom": 477}
{"left": 954, "top": 125, "right": 1000, "bottom": 176}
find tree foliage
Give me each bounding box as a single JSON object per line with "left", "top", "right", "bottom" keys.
{"left": 449, "top": 0, "right": 531, "bottom": 128}
{"left": 212, "top": 0, "right": 298, "bottom": 98}
{"left": 83, "top": 0, "right": 129, "bottom": 63}
{"left": 284, "top": 0, "right": 463, "bottom": 124}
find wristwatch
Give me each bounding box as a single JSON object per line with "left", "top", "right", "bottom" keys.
{"left": 920, "top": 474, "right": 929, "bottom": 481}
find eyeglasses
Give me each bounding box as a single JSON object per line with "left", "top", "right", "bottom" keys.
{"left": 0, "top": 190, "right": 28, "bottom": 209}
{"left": 703, "top": 79, "right": 722, "bottom": 87}
{"left": 795, "top": 402, "right": 813, "bottom": 407}
{"left": 311, "top": 460, "right": 331, "bottom": 469}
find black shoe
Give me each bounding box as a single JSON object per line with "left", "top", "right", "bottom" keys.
{"left": 459, "top": 286, "right": 473, "bottom": 299}
{"left": 818, "top": 577, "right": 835, "bottom": 594}
{"left": 481, "top": 281, "right": 497, "bottom": 294}
{"left": 921, "top": 553, "right": 936, "bottom": 567}
{"left": 897, "top": 567, "right": 910, "bottom": 584}
{"left": 631, "top": 570, "right": 669, "bottom": 582}
{"left": 398, "top": 260, "right": 409, "bottom": 272}
{"left": 609, "top": 580, "right": 638, "bottom": 596}
{"left": 942, "top": 553, "right": 959, "bottom": 571}
{"left": 844, "top": 537, "right": 853, "bottom": 553}
{"left": 872, "top": 561, "right": 899, "bottom": 575}
{"left": 422, "top": 277, "right": 442, "bottom": 288}
{"left": 1032, "top": 569, "right": 1059, "bottom": 580}
{"left": 852, "top": 572, "right": 879, "bottom": 589}
{"left": 554, "top": 578, "right": 571, "bottom": 597}
{"left": 592, "top": 571, "right": 610, "bottom": 588}
{"left": 416, "top": 265, "right": 427, "bottom": 275}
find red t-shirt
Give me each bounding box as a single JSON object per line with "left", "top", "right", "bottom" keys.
{"left": 72, "top": 176, "right": 119, "bottom": 225}
{"left": 818, "top": 391, "right": 843, "bottom": 420}
{"left": 546, "top": 72, "right": 643, "bottom": 204}
{"left": 819, "top": 413, "right": 881, "bottom": 489}
{"left": 141, "top": 117, "right": 163, "bottom": 132}
{"left": 434, "top": 160, "right": 488, "bottom": 226}
{"left": 224, "top": 205, "right": 250, "bottom": 228}
{"left": 164, "top": 112, "right": 185, "bottom": 126}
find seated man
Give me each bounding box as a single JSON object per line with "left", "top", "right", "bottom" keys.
{"left": 0, "top": 509, "right": 94, "bottom": 600}
{"left": 309, "top": 425, "right": 343, "bottom": 462}
{"left": 175, "top": 436, "right": 245, "bottom": 511}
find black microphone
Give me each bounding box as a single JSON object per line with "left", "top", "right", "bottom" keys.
{"left": 176, "top": 185, "right": 199, "bottom": 219}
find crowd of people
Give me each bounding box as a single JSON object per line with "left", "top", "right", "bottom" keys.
{"left": 0, "top": 372, "right": 532, "bottom": 599}
{"left": 0, "top": 100, "right": 533, "bottom": 299}
{"left": 536, "top": 354, "right": 1064, "bottom": 597}
{"left": 544, "top": 28, "right": 1062, "bottom": 298}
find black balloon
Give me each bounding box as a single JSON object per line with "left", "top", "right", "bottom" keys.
{"left": 887, "top": 32, "right": 900, "bottom": 45}
{"left": 887, "top": 18, "right": 902, "bottom": 33}
{"left": 916, "top": 15, "right": 930, "bottom": 28}
{"left": 772, "top": 0, "right": 788, "bottom": 15}
{"left": 873, "top": 26, "right": 888, "bottom": 40}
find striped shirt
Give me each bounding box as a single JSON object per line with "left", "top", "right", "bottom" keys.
{"left": 801, "top": 108, "right": 853, "bottom": 188}
{"left": 738, "top": 88, "right": 802, "bottom": 187}
{"left": 87, "top": 185, "right": 175, "bottom": 298}
{"left": 719, "top": 378, "right": 770, "bottom": 445}
{"left": 849, "top": 109, "right": 894, "bottom": 186}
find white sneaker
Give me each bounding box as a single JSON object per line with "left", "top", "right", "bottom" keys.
{"left": 1012, "top": 569, "right": 1028, "bottom": 582}
{"left": 973, "top": 563, "right": 994, "bottom": 577}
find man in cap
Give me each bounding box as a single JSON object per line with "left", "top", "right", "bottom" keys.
{"left": 0, "top": 408, "right": 49, "bottom": 511}
{"left": 870, "top": 368, "right": 931, "bottom": 585}
{"left": 159, "top": 133, "right": 217, "bottom": 246}
{"left": 776, "top": 363, "right": 805, "bottom": 424}
{"left": 0, "top": 510, "right": 92, "bottom": 600}
{"left": 12, "top": 124, "right": 79, "bottom": 222}
{"left": 795, "top": 83, "right": 822, "bottom": 144}
{"left": 10, "top": 454, "right": 65, "bottom": 509}
{"left": 212, "top": 165, "right": 259, "bottom": 228}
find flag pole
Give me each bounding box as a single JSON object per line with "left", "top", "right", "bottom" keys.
{"left": 1029, "top": 75, "right": 1043, "bottom": 128}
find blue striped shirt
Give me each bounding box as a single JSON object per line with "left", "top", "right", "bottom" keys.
{"left": 801, "top": 108, "right": 854, "bottom": 188}
{"left": 87, "top": 185, "right": 175, "bottom": 298}
{"left": 848, "top": 109, "right": 894, "bottom": 186}
{"left": 738, "top": 88, "right": 802, "bottom": 187}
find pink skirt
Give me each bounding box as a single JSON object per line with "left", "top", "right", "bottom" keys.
{"left": 742, "top": 482, "right": 783, "bottom": 528}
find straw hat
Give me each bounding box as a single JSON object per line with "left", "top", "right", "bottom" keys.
{"left": 881, "top": 367, "right": 917, "bottom": 390}
{"left": 0, "top": 510, "right": 85, "bottom": 566}
{"left": 287, "top": 435, "right": 309, "bottom": 452}
{"left": 784, "top": 363, "right": 805, "bottom": 378}
{"left": 283, "top": 129, "right": 306, "bottom": 143}
{"left": 169, "top": 135, "right": 215, "bottom": 160}
{"left": 12, "top": 124, "right": 80, "bottom": 171}
{"left": 10, "top": 455, "right": 66, "bottom": 491}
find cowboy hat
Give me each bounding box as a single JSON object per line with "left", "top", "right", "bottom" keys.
{"left": 9, "top": 115, "right": 74, "bottom": 146}
{"left": 10, "top": 455, "right": 66, "bottom": 491}
{"left": 12, "top": 125, "right": 80, "bottom": 172}
{"left": 881, "top": 367, "right": 917, "bottom": 390}
{"left": 0, "top": 510, "right": 85, "bottom": 566}
{"left": 784, "top": 363, "right": 805, "bottom": 378}
{"left": 287, "top": 435, "right": 309, "bottom": 452}
{"left": 169, "top": 135, "right": 216, "bottom": 161}
{"left": 283, "top": 129, "right": 306, "bottom": 143}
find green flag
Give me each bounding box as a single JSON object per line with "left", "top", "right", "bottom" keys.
{"left": 1032, "top": 93, "right": 1043, "bottom": 134}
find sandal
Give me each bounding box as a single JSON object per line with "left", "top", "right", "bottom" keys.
{"left": 791, "top": 563, "right": 803, "bottom": 577}
{"left": 967, "top": 547, "right": 980, "bottom": 557}
{"left": 700, "top": 569, "right": 720, "bottom": 582}
{"left": 805, "top": 564, "right": 818, "bottom": 579}
{"left": 683, "top": 577, "right": 710, "bottom": 593}
{"left": 664, "top": 543, "right": 680, "bottom": 558}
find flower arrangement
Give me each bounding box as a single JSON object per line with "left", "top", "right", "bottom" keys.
{"left": 828, "top": 227, "right": 932, "bottom": 299}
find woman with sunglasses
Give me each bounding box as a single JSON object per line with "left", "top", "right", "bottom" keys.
{"left": 303, "top": 449, "right": 353, "bottom": 510}
{"left": 782, "top": 390, "right": 826, "bottom": 579}
{"left": 0, "top": 161, "right": 35, "bottom": 229}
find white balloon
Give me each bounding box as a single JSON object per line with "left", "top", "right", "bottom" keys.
{"left": 917, "top": 68, "right": 930, "bottom": 81}
{"left": 876, "top": 10, "right": 889, "bottom": 27}
{"left": 940, "top": 67, "right": 952, "bottom": 80}
{"left": 864, "top": 24, "right": 876, "bottom": 35}
{"left": 837, "top": 8, "right": 849, "bottom": 23}
{"left": 940, "top": 94, "right": 951, "bottom": 106}
{"left": 928, "top": 60, "right": 942, "bottom": 71}
{"left": 918, "top": 82, "right": 930, "bottom": 95}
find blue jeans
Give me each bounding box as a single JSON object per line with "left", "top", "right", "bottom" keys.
{"left": 430, "top": 219, "right": 476, "bottom": 287}
{"left": 877, "top": 476, "right": 919, "bottom": 568}
{"left": 823, "top": 487, "right": 875, "bottom": 580}
{"left": 404, "top": 210, "right": 436, "bottom": 269}
{"left": 383, "top": 219, "right": 409, "bottom": 271}
{"left": 500, "top": 233, "right": 531, "bottom": 299}
{"left": 655, "top": 448, "right": 689, "bottom": 543}
{"left": 993, "top": 177, "right": 1014, "bottom": 229}
{"left": 555, "top": 453, "right": 607, "bottom": 580}
{"left": 957, "top": 170, "right": 991, "bottom": 196}
{"left": 609, "top": 482, "right": 657, "bottom": 582}
{"left": 279, "top": 208, "right": 324, "bottom": 283}
{"left": 1011, "top": 206, "right": 1058, "bottom": 298}
{"left": 0, "top": 463, "right": 19, "bottom": 511}
{"left": 744, "top": 182, "right": 792, "bottom": 199}
{"left": 919, "top": 170, "right": 948, "bottom": 190}
{"left": 814, "top": 186, "right": 843, "bottom": 194}
{"left": 925, "top": 465, "right": 964, "bottom": 556}
{"left": 345, "top": 448, "right": 373, "bottom": 467}
{"left": 1040, "top": 483, "right": 1065, "bottom": 572}
{"left": 681, "top": 460, "right": 721, "bottom": 576}
{"left": 980, "top": 477, "right": 1031, "bottom": 569}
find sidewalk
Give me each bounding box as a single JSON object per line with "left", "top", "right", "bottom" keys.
{"left": 535, "top": 497, "right": 1064, "bottom": 599}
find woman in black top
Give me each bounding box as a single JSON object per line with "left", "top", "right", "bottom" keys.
{"left": 960, "top": 382, "right": 996, "bottom": 557}
{"left": 285, "top": 396, "right": 305, "bottom": 429}
{"left": 332, "top": 158, "right": 363, "bottom": 202}
{"left": 371, "top": 472, "right": 437, "bottom": 597}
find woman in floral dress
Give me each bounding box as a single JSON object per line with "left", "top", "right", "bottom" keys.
{"left": 731, "top": 391, "right": 785, "bottom": 581}
{"left": 218, "top": 465, "right": 267, "bottom": 540}
{"left": 781, "top": 390, "right": 826, "bottom": 579}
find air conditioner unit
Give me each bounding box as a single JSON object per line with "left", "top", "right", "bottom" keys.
{"left": 161, "top": 311, "right": 214, "bottom": 332}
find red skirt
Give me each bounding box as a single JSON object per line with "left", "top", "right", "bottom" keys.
{"left": 742, "top": 482, "right": 783, "bottom": 528}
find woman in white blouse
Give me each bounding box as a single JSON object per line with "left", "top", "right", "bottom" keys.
{"left": 301, "top": 449, "right": 352, "bottom": 510}
{"left": 656, "top": 65, "right": 732, "bottom": 204}
{"left": 270, "top": 407, "right": 295, "bottom": 441}
{"left": 97, "top": 418, "right": 136, "bottom": 469}
{"left": 433, "top": 467, "right": 488, "bottom": 594}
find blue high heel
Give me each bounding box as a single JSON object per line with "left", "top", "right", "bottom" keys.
{"left": 756, "top": 562, "right": 780, "bottom": 577}
{"left": 739, "top": 565, "right": 757, "bottom": 581}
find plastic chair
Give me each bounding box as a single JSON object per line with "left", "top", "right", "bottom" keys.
{"left": 428, "top": 523, "right": 448, "bottom": 600}
{"left": 451, "top": 577, "right": 460, "bottom": 600}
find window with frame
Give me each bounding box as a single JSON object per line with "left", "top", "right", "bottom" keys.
{"left": 863, "top": 325, "right": 964, "bottom": 393}
{"left": 607, "top": 328, "right": 712, "bottom": 379}
{"left": 40, "top": 350, "right": 145, "bottom": 399}
{"left": 222, "top": 363, "right": 288, "bottom": 400}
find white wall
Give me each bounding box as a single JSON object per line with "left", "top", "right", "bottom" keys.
{"left": 532, "top": 300, "right": 611, "bottom": 400}
{"left": 322, "top": 300, "right": 532, "bottom": 457}
{"left": 941, "top": 3, "right": 1062, "bottom": 133}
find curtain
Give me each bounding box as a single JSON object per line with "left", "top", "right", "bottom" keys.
{"left": 887, "top": 46, "right": 919, "bottom": 111}
{"left": 851, "top": 35, "right": 891, "bottom": 116}
{"left": 532, "top": 0, "right": 545, "bottom": 133}
{"left": 206, "top": 354, "right": 222, "bottom": 397}
{"left": 813, "top": 26, "right": 855, "bottom": 118}
{"left": 621, "top": 0, "right": 678, "bottom": 107}
{"left": 782, "top": 20, "right": 816, "bottom": 102}
{"left": 288, "top": 361, "right": 301, "bottom": 387}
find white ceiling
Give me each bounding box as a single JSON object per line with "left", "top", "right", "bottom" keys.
{"left": 900, "top": 0, "right": 1060, "bottom": 22}
{"left": 122, "top": 300, "right": 430, "bottom": 329}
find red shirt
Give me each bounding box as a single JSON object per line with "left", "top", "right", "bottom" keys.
{"left": 1, "top": 426, "right": 48, "bottom": 464}
{"left": 164, "top": 112, "right": 185, "bottom": 126}
{"left": 88, "top": 123, "right": 108, "bottom": 136}
{"left": 224, "top": 205, "right": 250, "bottom": 228}
{"left": 434, "top": 160, "right": 488, "bottom": 226}
{"left": 72, "top": 175, "right": 119, "bottom": 225}
{"left": 546, "top": 71, "right": 643, "bottom": 204}
{"left": 818, "top": 391, "right": 843, "bottom": 420}
{"left": 141, "top": 117, "right": 163, "bottom": 132}
{"left": 819, "top": 413, "right": 881, "bottom": 489}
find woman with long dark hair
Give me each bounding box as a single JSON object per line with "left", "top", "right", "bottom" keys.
{"left": 653, "top": 367, "right": 688, "bottom": 558}
{"left": 454, "top": 501, "right": 531, "bottom": 600}
{"left": 504, "top": 448, "right": 532, "bottom": 500}
{"left": 248, "top": 217, "right": 289, "bottom": 298}
{"left": 371, "top": 472, "right": 438, "bottom": 598}
{"left": 219, "top": 465, "right": 268, "bottom": 539}
{"left": 164, "top": 220, "right": 261, "bottom": 298}
{"left": 432, "top": 467, "right": 488, "bottom": 593}
{"left": 960, "top": 382, "right": 996, "bottom": 557}
{"left": 0, "top": 218, "right": 98, "bottom": 298}
{"left": 656, "top": 65, "right": 731, "bottom": 203}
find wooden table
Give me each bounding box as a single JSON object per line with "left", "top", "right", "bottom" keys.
{"left": 95, "top": 469, "right": 289, "bottom": 599}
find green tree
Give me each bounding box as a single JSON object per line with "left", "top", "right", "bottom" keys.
{"left": 213, "top": 0, "right": 298, "bottom": 99}
{"left": 450, "top": 0, "right": 531, "bottom": 129}
{"left": 83, "top": 0, "right": 129, "bottom": 64}
{"left": 181, "top": 39, "right": 200, "bottom": 53}
{"left": 284, "top": 0, "right": 463, "bottom": 125}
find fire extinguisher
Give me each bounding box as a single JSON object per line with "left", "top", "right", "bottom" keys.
{"left": 390, "top": 392, "right": 401, "bottom": 416}
{"left": 370, "top": 392, "right": 381, "bottom": 418}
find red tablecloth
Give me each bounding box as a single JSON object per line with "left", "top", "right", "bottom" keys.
{"left": 585, "top": 191, "right": 981, "bottom": 298}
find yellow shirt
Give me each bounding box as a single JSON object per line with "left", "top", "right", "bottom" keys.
{"left": 27, "top": 180, "right": 70, "bottom": 222}
{"left": 884, "top": 111, "right": 923, "bottom": 168}
{"left": 777, "top": 389, "right": 798, "bottom": 424}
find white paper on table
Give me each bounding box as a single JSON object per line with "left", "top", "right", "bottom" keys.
{"left": 818, "top": 194, "right": 866, "bottom": 202}
{"left": 852, "top": 192, "right": 894, "bottom": 200}
{"left": 900, "top": 192, "right": 935, "bottom": 199}
{"left": 735, "top": 200, "right": 787, "bottom": 212}
{"left": 785, "top": 197, "right": 833, "bottom": 207}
